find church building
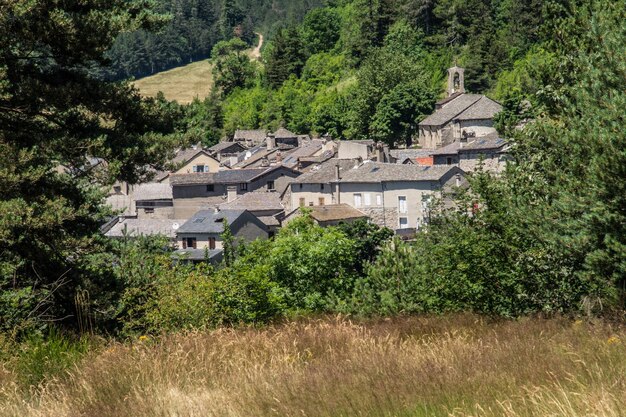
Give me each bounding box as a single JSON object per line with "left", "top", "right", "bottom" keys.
{"left": 418, "top": 66, "right": 502, "bottom": 149}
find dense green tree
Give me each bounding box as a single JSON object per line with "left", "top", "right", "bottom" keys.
{"left": 299, "top": 8, "right": 341, "bottom": 55}
{"left": 211, "top": 38, "right": 256, "bottom": 97}
{"left": 0, "top": 0, "right": 181, "bottom": 333}
{"left": 264, "top": 26, "right": 307, "bottom": 89}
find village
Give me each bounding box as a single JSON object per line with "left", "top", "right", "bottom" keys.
{"left": 103, "top": 66, "right": 509, "bottom": 262}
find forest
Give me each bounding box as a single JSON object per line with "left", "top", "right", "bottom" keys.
{"left": 0, "top": 0, "right": 625, "bottom": 413}
{"left": 101, "top": 0, "right": 321, "bottom": 79}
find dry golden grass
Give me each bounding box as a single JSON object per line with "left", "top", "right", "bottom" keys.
{"left": 1, "top": 315, "right": 625, "bottom": 417}
{"left": 132, "top": 60, "right": 214, "bottom": 104}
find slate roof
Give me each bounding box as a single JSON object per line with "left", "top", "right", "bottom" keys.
{"left": 459, "top": 136, "right": 507, "bottom": 151}
{"left": 172, "top": 248, "right": 223, "bottom": 262}
{"left": 177, "top": 209, "right": 246, "bottom": 234}
{"left": 390, "top": 149, "right": 436, "bottom": 161}
{"left": 170, "top": 167, "right": 267, "bottom": 186}
{"left": 339, "top": 162, "right": 461, "bottom": 183}
{"left": 419, "top": 94, "right": 483, "bottom": 126}
{"left": 281, "top": 143, "right": 323, "bottom": 167}
{"left": 208, "top": 141, "right": 245, "bottom": 153}
{"left": 293, "top": 159, "right": 356, "bottom": 184}
{"left": 272, "top": 127, "right": 297, "bottom": 138}
{"left": 219, "top": 191, "right": 284, "bottom": 212}
{"left": 431, "top": 142, "right": 461, "bottom": 155}
{"left": 308, "top": 204, "right": 368, "bottom": 222}
{"left": 435, "top": 92, "right": 463, "bottom": 108}
{"left": 257, "top": 215, "right": 281, "bottom": 227}
{"left": 455, "top": 96, "right": 502, "bottom": 121}
{"left": 133, "top": 183, "right": 172, "bottom": 201}
{"left": 233, "top": 129, "right": 267, "bottom": 143}
{"left": 105, "top": 218, "right": 185, "bottom": 239}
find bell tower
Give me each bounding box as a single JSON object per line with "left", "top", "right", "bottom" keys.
{"left": 447, "top": 66, "right": 465, "bottom": 96}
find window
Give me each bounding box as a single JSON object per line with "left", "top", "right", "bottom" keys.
{"left": 446, "top": 157, "right": 453, "bottom": 165}
{"left": 399, "top": 217, "right": 409, "bottom": 229}
{"left": 182, "top": 237, "right": 197, "bottom": 249}
{"left": 206, "top": 184, "right": 214, "bottom": 192}
{"left": 354, "top": 193, "right": 362, "bottom": 207}
{"left": 364, "top": 193, "right": 371, "bottom": 206}
{"left": 308, "top": 202, "right": 314, "bottom": 206}
{"left": 398, "top": 196, "right": 407, "bottom": 213}
{"left": 193, "top": 165, "right": 209, "bottom": 173}
{"left": 267, "top": 180, "right": 275, "bottom": 190}
{"left": 376, "top": 194, "right": 382, "bottom": 206}
{"left": 299, "top": 198, "right": 306, "bottom": 207}
{"left": 299, "top": 183, "right": 303, "bottom": 189}
{"left": 144, "top": 208, "right": 154, "bottom": 214}
{"left": 320, "top": 183, "right": 325, "bottom": 190}
{"left": 240, "top": 183, "right": 248, "bottom": 191}
{"left": 208, "top": 237, "right": 216, "bottom": 250}
{"left": 318, "top": 197, "right": 325, "bottom": 206}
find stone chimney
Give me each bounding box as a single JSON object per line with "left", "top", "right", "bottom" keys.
{"left": 375, "top": 142, "right": 385, "bottom": 162}
{"left": 447, "top": 66, "right": 465, "bottom": 96}
{"left": 266, "top": 134, "right": 276, "bottom": 150}
{"left": 227, "top": 185, "right": 238, "bottom": 203}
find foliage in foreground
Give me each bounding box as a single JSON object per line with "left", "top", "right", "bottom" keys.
{"left": 2, "top": 316, "right": 625, "bottom": 416}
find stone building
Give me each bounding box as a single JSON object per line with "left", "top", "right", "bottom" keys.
{"left": 432, "top": 134, "right": 509, "bottom": 173}
{"left": 170, "top": 165, "right": 300, "bottom": 218}
{"left": 418, "top": 66, "right": 502, "bottom": 149}
{"left": 336, "top": 162, "right": 466, "bottom": 231}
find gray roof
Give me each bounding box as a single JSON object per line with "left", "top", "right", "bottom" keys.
{"left": 133, "top": 183, "right": 172, "bottom": 201}
{"left": 170, "top": 167, "right": 268, "bottom": 186}
{"left": 455, "top": 96, "right": 502, "bottom": 121}
{"left": 233, "top": 129, "right": 267, "bottom": 143}
{"left": 177, "top": 209, "right": 247, "bottom": 234}
{"left": 293, "top": 159, "right": 356, "bottom": 184}
{"left": 257, "top": 215, "right": 281, "bottom": 227}
{"left": 308, "top": 204, "right": 368, "bottom": 222}
{"left": 172, "top": 248, "right": 223, "bottom": 262}
{"left": 419, "top": 94, "right": 483, "bottom": 126}
{"left": 272, "top": 127, "right": 297, "bottom": 139}
{"left": 339, "top": 162, "right": 461, "bottom": 183}
{"left": 105, "top": 218, "right": 185, "bottom": 239}
{"left": 460, "top": 136, "right": 508, "bottom": 151}
{"left": 431, "top": 142, "right": 461, "bottom": 156}
{"left": 390, "top": 149, "right": 436, "bottom": 160}
{"left": 281, "top": 143, "right": 323, "bottom": 167}
{"left": 171, "top": 146, "right": 205, "bottom": 165}
{"left": 208, "top": 141, "right": 245, "bottom": 153}
{"left": 219, "top": 191, "right": 284, "bottom": 212}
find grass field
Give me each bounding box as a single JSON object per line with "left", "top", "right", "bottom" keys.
{"left": 131, "top": 60, "right": 214, "bottom": 104}
{"left": 132, "top": 34, "right": 262, "bottom": 104}
{"left": 1, "top": 315, "right": 625, "bottom": 417}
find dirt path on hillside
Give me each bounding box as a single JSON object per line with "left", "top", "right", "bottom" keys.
{"left": 250, "top": 32, "right": 263, "bottom": 60}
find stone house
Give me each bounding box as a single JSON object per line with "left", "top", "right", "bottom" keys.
{"left": 432, "top": 135, "right": 509, "bottom": 173}
{"left": 233, "top": 129, "right": 267, "bottom": 148}
{"left": 170, "top": 165, "right": 300, "bottom": 218}
{"left": 289, "top": 159, "right": 357, "bottom": 211}
{"left": 218, "top": 191, "right": 285, "bottom": 236}
{"left": 336, "top": 163, "right": 466, "bottom": 231}
{"left": 173, "top": 209, "right": 268, "bottom": 262}
{"left": 207, "top": 141, "right": 246, "bottom": 162}
{"left": 418, "top": 66, "right": 502, "bottom": 149}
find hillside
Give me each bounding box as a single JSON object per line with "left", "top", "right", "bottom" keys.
{"left": 132, "top": 60, "right": 214, "bottom": 104}
{"left": 132, "top": 33, "right": 263, "bottom": 104}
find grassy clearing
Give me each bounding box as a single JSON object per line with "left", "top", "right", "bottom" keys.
{"left": 1, "top": 315, "right": 625, "bottom": 416}
{"left": 132, "top": 60, "right": 214, "bottom": 104}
